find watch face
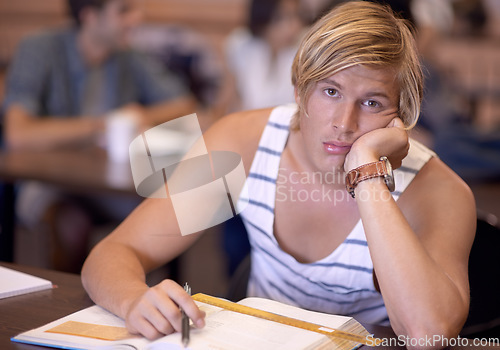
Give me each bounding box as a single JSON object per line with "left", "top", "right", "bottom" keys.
{"left": 380, "top": 156, "right": 395, "bottom": 192}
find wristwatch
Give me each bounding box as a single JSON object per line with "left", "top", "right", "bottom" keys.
{"left": 345, "top": 156, "right": 395, "bottom": 198}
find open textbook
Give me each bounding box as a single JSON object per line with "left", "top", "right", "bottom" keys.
{"left": 12, "top": 294, "right": 374, "bottom": 350}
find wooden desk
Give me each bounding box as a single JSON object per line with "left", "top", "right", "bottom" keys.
{"left": 0, "top": 263, "right": 94, "bottom": 350}
{"left": 0, "top": 148, "right": 138, "bottom": 262}
{"left": 1, "top": 263, "right": 499, "bottom": 350}
{"left": 0, "top": 148, "right": 136, "bottom": 196}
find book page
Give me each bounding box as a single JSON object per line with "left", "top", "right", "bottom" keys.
{"left": 12, "top": 305, "right": 151, "bottom": 349}
{"left": 150, "top": 310, "right": 325, "bottom": 350}
{"left": 148, "top": 300, "right": 338, "bottom": 350}
{"left": 236, "top": 298, "right": 368, "bottom": 349}
{"left": 0, "top": 266, "right": 53, "bottom": 299}
{"left": 15, "top": 303, "right": 325, "bottom": 350}
{"left": 238, "top": 297, "right": 352, "bottom": 330}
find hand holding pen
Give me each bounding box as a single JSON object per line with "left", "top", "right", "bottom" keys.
{"left": 121, "top": 280, "right": 205, "bottom": 340}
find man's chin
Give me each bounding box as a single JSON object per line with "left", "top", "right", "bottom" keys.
{"left": 315, "top": 161, "right": 345, "bottom": 176}
{"left": 319, "top": 156, "right": 347, "bottom": 174}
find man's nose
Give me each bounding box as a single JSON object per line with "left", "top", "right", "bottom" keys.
{"left": 332, "top": 102, "right": 358, "bottom": 133}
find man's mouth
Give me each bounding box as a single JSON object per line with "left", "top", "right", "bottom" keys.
{"left": 323, "top": 141, "right": 352, "bottom": 155}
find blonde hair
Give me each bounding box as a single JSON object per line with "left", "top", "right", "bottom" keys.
{"left": 290, "top": 1, "right": 422, "bottom": 130}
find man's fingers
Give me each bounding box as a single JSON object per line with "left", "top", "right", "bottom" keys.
{"left": 125, "top": 280, "right": 206, "bottom": 340}
{"left": 151, "top": 291, "right": 184, "bottom": 332}
{"left": 142, "top": 306, "right": 176, "bottom": 335}
{"left": 170, "top": 293, "right": 206, "bottom": 329}
{"left": 160, "top": 280, "right": 206, "bottom": 329}
{"left": 126, "top": 312, "right": 165, "bottom": 340}
{"left": 387, "top": 117, "right": 405, "bottom": 129}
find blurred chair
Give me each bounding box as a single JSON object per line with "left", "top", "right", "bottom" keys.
{"left": 0, "top": 113, "right": 16, "bottom": 262}
{"left": 461, "top": 214, "right": 500, "bottom": 339}
{"left": 226, "top": 254, "right": 251, "bottom": 302}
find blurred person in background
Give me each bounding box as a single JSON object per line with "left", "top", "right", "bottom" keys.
{"left": 2, "top": 0, "right": 196, "bottom": 272}
{"left": 222, "top": 0, "right": 307, "bottom": 112}
{"left": 129, "top": 23, "right": 224, "bottom": 130}
{"left": 410, "top": 0, "right": 500, "bottom": 183}
{"left": 220, "top": 0, "right": 308, "bottom": 276}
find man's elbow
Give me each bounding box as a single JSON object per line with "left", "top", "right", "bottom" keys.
{"left": 397, "top": 312, "right": 468, "bottom": 350}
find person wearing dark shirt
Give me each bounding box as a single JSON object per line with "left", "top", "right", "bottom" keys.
{"left": 2, "top": 0, "right": 196, "bottom": 272}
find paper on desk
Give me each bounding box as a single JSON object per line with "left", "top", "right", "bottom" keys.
{"left": 0, "top": 266, "right": 53, "bottom": 299}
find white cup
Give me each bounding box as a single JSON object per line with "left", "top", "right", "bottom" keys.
{"left": 105, "top": 110, "right": 139, "bottom": 163}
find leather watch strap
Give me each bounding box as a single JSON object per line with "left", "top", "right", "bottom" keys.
{"left": 345, "top": 159, "right": 389, "bottom": 198}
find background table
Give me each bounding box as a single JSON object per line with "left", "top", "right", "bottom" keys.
{"left": 0, "top": 148, "right": 136, "bottom": 195}
{"left": 0, "top": 148, "right": 137, "bottom": 262}
{"left": 1, "top": 263, "right": 499, "bottom": 350}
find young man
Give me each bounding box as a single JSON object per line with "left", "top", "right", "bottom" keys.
{"left": 82, "top": 2, "right": 475, "bottom": 347}
{"left": 3, "top": 0, "right": 196, "bottom": 271}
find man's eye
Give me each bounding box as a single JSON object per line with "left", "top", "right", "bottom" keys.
{"left": 364, "top": 100, "right": 380, "bottom": 108}
{"left": 324, "top": 88, "right": 338, "bottom": 97}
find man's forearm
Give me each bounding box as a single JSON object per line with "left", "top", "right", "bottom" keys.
{"left": 354, "top": 179, "right": 468, "bottom": 343}
{"left": 5, "top": 105, "right": 103, "bottom": 150}
{"left": 81, "top": 241, "right": 150, "bottom": 320}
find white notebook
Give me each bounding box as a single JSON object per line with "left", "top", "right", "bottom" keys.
{"left": 0, "top": 266, "right": 53, "bottom": 299}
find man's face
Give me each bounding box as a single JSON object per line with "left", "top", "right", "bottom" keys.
{"left": 296, "top": 64, "right": 400, "bottom": 173}
{"left": 88, "top": 0, "right": 143, "bottom": 50}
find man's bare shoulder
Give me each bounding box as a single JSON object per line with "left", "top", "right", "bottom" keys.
{"left": 204, "top": 108, "right": 272, "bottom": 171}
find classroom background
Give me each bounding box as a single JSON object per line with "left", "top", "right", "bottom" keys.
{"left": 0, "top": 0, "right": 499, "bottom": 325}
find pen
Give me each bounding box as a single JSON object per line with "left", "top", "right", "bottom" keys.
{"left": 181, "top": 282, "right": 191, "bottom": 348}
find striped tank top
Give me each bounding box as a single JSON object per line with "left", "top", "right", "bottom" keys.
{"left": 237, "top": 104, "right": 435, "bottom": 326}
